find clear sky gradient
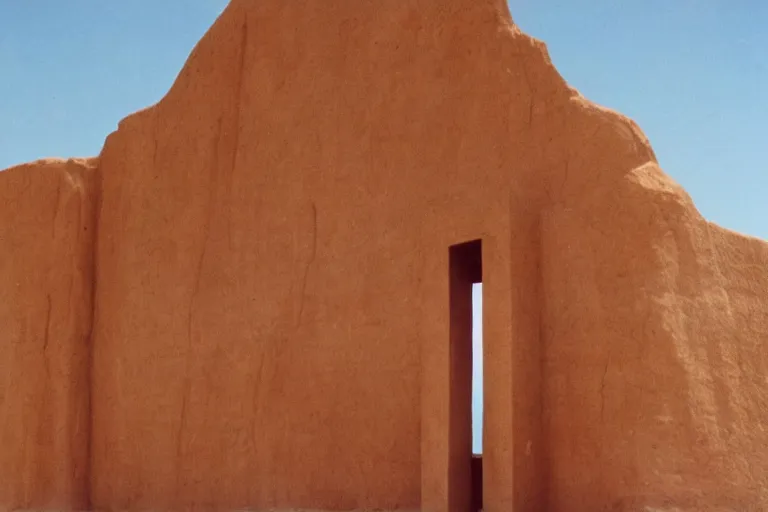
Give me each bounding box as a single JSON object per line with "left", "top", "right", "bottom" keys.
{"left": 1, "top": 1, "right": 765, "bottom": 238}
{"left": 1, "top": 1, "right": 765, "bottom": 453}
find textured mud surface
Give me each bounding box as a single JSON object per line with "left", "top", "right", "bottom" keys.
{"left": 2, "top": 0, "right": 767, "bottom": 511}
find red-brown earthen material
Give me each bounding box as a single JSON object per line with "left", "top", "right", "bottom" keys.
{"left": 0, "top": 158, "right": 97, "bottom": 511}
{"left": 1, "top": 1, "right": 767, "bottom": 511}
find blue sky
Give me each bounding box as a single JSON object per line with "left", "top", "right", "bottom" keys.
{"left": 1, "top": 1, "right": 764, "bottom": 239}
{"left": 1, "top": 1, "right": 765, "bottom": 453}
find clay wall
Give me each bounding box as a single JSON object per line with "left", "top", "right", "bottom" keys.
{"left": 0, "top": 1, "right": 767, "bottom": 511}
{"left": 89, "top": 2, "right": 536, "bottom": 510}
{"left": 541, "top": 163, "right": 768, "bottom": 510}
{"left": 0, "top": 158, "right": 97, "bottom": 511}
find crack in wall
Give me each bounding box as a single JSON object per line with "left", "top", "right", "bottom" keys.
{"left": 224, "top": 18, "right": 250, "bottom": 251}
{"left": 42, "top": 294, "right": 52, "bottom": 356}
{"left": 174, "top": 116, "right": 224, "bottom": 499}
{"left": 51, "top": 179, "right": 62, "bottom": 239}
{"left": 600, "top": 346, "right": 612, "bottom": 422}
{"left": 520, "top": 61, "right": 535, "bottom": 127}
{"left": 84, "top": 159, "right": 102, "bottom": 511}
{"left": 296, "top": 202, "right": 318, "bottom": 327}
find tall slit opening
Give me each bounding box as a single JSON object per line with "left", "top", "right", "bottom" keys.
{"left": 449, "top": 239, "right": 483, "bottom": 512}
{"left": 472, "top": 282, "right": 483, "bottom": 456}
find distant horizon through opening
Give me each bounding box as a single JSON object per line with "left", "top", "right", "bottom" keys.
{"left": 472, "top": 283, "right": 483, "bottom": 455}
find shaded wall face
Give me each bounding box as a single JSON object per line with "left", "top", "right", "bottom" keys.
{"left": 0, "top": 160, "right": 96, "bottom": 511}
{"left": 540, "top": 162, "right": 768, "bottom": 511}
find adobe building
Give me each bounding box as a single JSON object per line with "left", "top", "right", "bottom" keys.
{"left": 1, "top": 1, "right": 767, "bottom": 511}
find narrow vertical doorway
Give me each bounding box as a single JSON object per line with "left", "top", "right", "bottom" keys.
{"left": 449, "top": 239, "right": 483, "bottom": 512}
{"left": 471, "top": 281, "right": 483, "bottom": 512}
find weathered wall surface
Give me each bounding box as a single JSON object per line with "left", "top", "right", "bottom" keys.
{"left": 541, "top": 162, "right": 768, "bottom": 511}
{"left": 89, "top": 1, "right": 546, "bottom": 510}
{"left": 0, "top": 158, "right": 97, "bottom": 511}
{"left": 1, "top": 0, "right": 767, "bottom": 511}
{"left": 87, "top": 0, "right": 768, "bottom": 510}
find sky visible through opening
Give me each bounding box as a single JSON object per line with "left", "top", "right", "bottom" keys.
{"left": 472, "top": 283, "right": 483, "bottom": 455}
